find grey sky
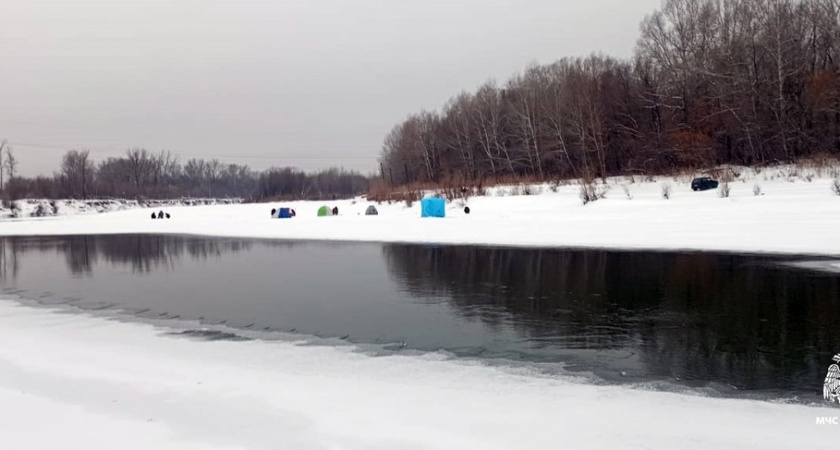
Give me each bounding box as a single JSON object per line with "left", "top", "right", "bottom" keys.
{"left": 2, "top": 0, "right": 661, "bottom": 177}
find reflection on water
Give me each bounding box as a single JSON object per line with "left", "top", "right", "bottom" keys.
{"left": 385, "top": 245, "right": 840, "bottom": 393}
{"left": 1, "top": 235, "right": 839, "bottom": 399}
{"left": 0, "top": 235, "right": 256, "bottom": 276}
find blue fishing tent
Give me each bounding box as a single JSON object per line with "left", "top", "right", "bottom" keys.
{"left": 421, "top": 197, "right": 446, "bottom": 218}
{"left": 278, "top": 207, "right": 292, "bottom": 219}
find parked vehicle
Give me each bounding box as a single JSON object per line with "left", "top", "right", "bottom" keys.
{"left": 691, "top": 177, "right": 719, "bottom": 191}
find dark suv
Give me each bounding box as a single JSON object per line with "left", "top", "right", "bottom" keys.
{"left": 691, "top": 177, "right": 719, "bottom": 191}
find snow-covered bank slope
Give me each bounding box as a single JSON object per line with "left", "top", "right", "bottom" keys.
{"left": 0, "top": 197, "right": 242, "bottom": 219}
{"left": 1, "top": 169, "right": 838, "bottom": 256}
{"left": 0, "top": 299, "right": 833, "bottom": 450}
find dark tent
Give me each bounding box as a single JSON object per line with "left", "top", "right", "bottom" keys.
{"left": 365, "top": 205, "right": 379, "bottom": 216}
{"left": 421, "top": 197, "right": 446, "bottom": 218}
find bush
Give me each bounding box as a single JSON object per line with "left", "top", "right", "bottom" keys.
{"left": 9, "top": 201, "right": 20, "bottom": 218}
{"left": 33, "top": 204, "right": 49, "bottom": 217}
{"left": 718, "top": 182, "right": 731, "bottom": 198}
{"left": 622, "top": 184, "right": 633, "bottom": 200}
{"left": 661, "top": 182, "right": 672, "bottom": 200}
{"left": 579, "top": 179, "right": 608, "bottom": 205}
{"left": 832, "top": 178, "right": 840, "bottom": 196}
{"left": 579, "top": 183, "right": 596, "bottom": 205}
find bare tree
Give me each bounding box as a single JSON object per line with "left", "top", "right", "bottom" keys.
{"left": 508, "top": 66, "right": 548, "bottom": 178}
{"left": 4, "top": 145, "right": 17, "bottom": 181}
{"left": 182, "top": 158, "right": 207, "bottom": 196}
{"left": 0, "top": 140, "right": 6, "bottom": 190}
{"left": 205, "top": 158, "right": 222, "bottom": 197}
{"left": 125, "top": 148, "right": 155, "bottom": 195}
{"left": 60, "top": 150, "right": 96, "bottom": 199}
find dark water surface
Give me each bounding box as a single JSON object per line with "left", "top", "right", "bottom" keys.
{"left": 1, "top": 234, "right": 839, "bottom": 401}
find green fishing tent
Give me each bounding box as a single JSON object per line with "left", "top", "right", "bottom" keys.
{"left": 317, "top": 205, "right": 333, "bottom": 217}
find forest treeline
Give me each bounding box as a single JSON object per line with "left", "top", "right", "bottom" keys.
{"left": 0, "top": 146, "right": 370, "bottom": 202}
{"left": 379, "top": 0, "right": 840, "bottom": 185}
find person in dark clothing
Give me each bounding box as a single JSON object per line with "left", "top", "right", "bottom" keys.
{"left": 271, "top": 208, "right": 277, "bottom": 217}
{"left": 151, "top": 212, "right": 157, "bottom": 219}
{"left": 165, "top": 213, "right": 171, "bottom": 219}
{"left": 332, "top": 206, "right": 338, "bottom": 215}
{"left": 158, "top": 210, "right": 165, "bottom": 219}
{"left": 290, "top": 209, "right": 296, "bottom": 217}
{"left": 464, "top": 206, "right": 471, "bottom": 214}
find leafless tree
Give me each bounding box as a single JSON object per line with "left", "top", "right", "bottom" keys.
{"left": 60, "top": 150, "right": 96, "bottom": 199}
{"left": 4, "top": 145, "right": 17, "bottom": 181}
{"left": 0, "top": 140, "right": 6, "bottom": 190}
{"left": 379, "top": 0, "right": 840, "bottom": 185}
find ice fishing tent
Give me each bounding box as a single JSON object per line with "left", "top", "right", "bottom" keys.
{"left": 277, "top": 207, "right": 292, "bottom": 219}
{"left": 420, "top": 197, "right": 446, "bottom": 218}
{"left": 365, "top": 205, "right": 379, "bottom": 216}
{"left": 317, "top": 205, "right": 333, "bottom": 217}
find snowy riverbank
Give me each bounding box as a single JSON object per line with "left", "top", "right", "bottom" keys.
{"left": 0, "top": 197, "right": 242, "bottom": 219}
{"left": 1, "top": 167, "right": 839, "bottom": 256}
{"left": 0, "top": 299, "right": 835, "bottom": 450}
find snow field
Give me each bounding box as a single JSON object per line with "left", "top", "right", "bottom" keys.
{"left": 0, "top": 300, "right": 834, "bottom": 450}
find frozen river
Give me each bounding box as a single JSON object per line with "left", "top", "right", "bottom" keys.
{"left": 2, "top": 234, "right": 838, "bottom": 402}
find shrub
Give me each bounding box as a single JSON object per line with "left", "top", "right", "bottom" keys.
{"left": 718, "top": 182, "right": 731, "bottom": 198}
{"left": 661, "top": 182, "right": 672, "bottom": 200}
{"left": 832, "top": 178, "right": 840, "bottom": 196}
{"left": 579, "top": 179, "right": 608, "bottom": 205}
{"left": 579, "top": 183, "right": 596, "bottom": 205}
{"left": 622, "top": 184, "right": 633, "bottom": 200}
{"left": 9, "top": 201, "right": 20, "bottom": 218}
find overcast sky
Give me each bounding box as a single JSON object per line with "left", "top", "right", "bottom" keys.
{"left": 2, "top": 0, "right": 661, "bottom": 177}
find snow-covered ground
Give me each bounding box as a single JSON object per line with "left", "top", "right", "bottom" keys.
{"left": 0, "top": 300, "right": 834, "bottom": 450}
{"left": 1, "top": 166, "right": 839, "bottom": 256}
{"left": 1, "top": 166, "right": 839, "bottom": 448}
{"left": 0, "top": 197, "right": 242, "bottom": 219}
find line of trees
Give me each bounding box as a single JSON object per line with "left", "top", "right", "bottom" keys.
{"left": 0, "top": 147, "right": 370, "bottom": 202}
{"left": 380, "top": 0, "right": 840, "bottom": 185}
